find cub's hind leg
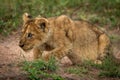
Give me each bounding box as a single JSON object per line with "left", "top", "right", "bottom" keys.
{"left": 98, "top": 33, "right": 110, "bottom": 59}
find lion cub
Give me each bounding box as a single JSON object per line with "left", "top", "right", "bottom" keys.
{"left": 19, "top": 13, "right": 110, "bottom": 64}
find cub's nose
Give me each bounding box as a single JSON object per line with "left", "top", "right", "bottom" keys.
{"left": 19, "top": 41, "right": 24, "bottom": 48}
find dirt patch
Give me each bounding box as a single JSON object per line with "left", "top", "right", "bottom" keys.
{"left": 0, "top": 32, "right": 33, "bottom": 80}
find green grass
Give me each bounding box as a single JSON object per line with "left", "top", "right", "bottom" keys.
{"left": 22, "top": 57, "right": 64, "bottom": 80}
{"left": 0, "top": 0, "right": 120, "bottom": 35}
{"left": 82, "top": 56, "right": 120, "bottom": 78}
{"left": 22, "top": 55, "right": 120, "bottom": 79}
{"left": 99, "top": 56, "right": 120, "bottom": 78}
{"left": 66, "top": 66, "right": 88, "bottom": 77}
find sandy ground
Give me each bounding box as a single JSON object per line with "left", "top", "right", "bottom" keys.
{"left": 0, "top": 32, "right": 33, "bottom": 80}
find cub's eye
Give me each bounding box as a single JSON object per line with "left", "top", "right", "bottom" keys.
{"left": 27, "top": 33, "right": 32, "bottom": 38}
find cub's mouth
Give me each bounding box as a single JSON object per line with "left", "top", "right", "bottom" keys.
{"left": 22, "top": 46, "right": 33, "bottom": 52}
{"left": 19, "top": 43, "right": 34, "bottom": 52}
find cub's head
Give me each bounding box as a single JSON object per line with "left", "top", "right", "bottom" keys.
{"left": 19, "top": 13, "right": 50, "bottom": 51}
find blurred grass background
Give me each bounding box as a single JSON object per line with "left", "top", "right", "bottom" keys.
{"left": 0, "top": 0, "right": 120, "bottom": 35}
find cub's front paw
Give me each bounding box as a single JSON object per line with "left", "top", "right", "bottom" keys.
{"left": 42, "top": 51, "right": 51, "bottom": 61}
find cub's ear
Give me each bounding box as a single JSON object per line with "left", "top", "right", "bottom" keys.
{"left": 22, "top": 13, "right": 32, "bottom": 23}
{"left": 35, "top": 18, "right": 49, "bottom": 32}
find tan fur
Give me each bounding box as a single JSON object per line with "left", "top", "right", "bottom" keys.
{"left": 19, "top": 13, "right": 110, "bottom": 64}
